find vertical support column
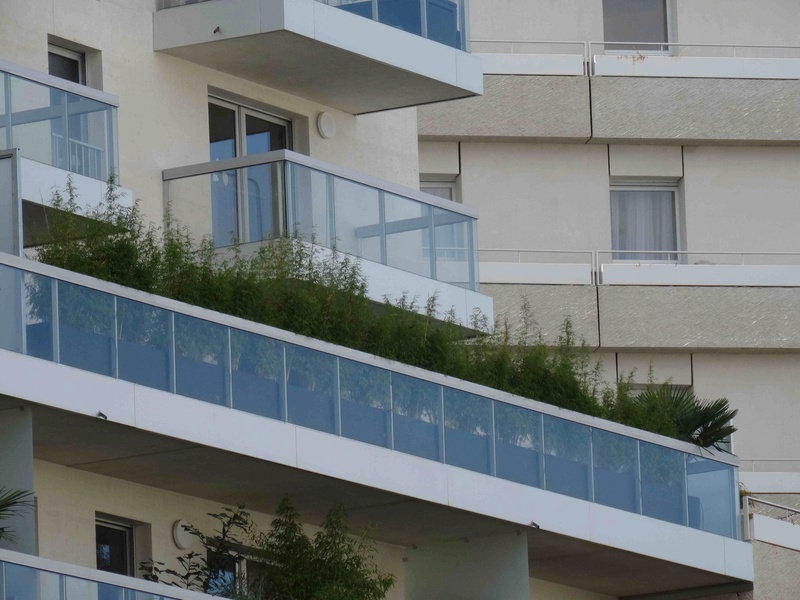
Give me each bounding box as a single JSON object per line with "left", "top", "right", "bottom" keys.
{"left": 0, "top": 150, "right": 22, "bottom": 256}
{"left": 0, "top": 406, "right": 36, "bottom": 555}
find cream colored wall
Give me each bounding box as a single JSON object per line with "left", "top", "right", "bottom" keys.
{"left": 692, "top": 354, "right": 800, "bottom": 474}
{"left": 0, "top": 0, "right": 420, "bottom": 235}
{"left": 459, "top": 143, "right": 611, "bottom": 251}
{"left": 34, "top": 460, "right": 407, "bottom": 600}
{"left": 469, "top": 0, "right": 603, "bottom": 44}
{"left": 683, "top": 147, "right": 800, "bottom": 253}
{"left": 529, "top": 578, "right": 616, "bottom": 600}
{"left": 676, "top": 0, "right": 800, "bottom": 46}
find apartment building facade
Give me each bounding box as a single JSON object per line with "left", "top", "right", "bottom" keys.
{"left": 0, "top": 0, "right": 777, "bottom": 599}
{"left": 418, "top": 0, "right": 800, "bottom": 597}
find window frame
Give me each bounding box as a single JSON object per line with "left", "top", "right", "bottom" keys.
{"left": 95, "top": 518, "right": 135, "bottom": 577}
{"left": 602, "top": 0, "right": 677, "bottom": 55}
{"left": 48, "top": 44, "right": 86, "bottom": 85}
{"left": 609, "top": 183, "right": 682, "bottom": 263}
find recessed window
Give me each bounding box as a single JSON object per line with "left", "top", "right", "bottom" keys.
{"left": 421, "top": 179, "right": 458, "bottom": 203}
{"left": 610, "top": 186, "right": 678, "bottom": 261}
{"left": 96, "top": 520, "right": 134, "bottom": 576}
{"left": 48, "top": 45, "right": 85, "bottom": 85}
{"left": 208, "top": 97, "right": 291, "bottom": 246}
{"left": 603, "top": 0, "right": 670, "bottom": 51}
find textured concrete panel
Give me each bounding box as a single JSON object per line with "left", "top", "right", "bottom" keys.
{"left": 753, "top": 539, "right": 800, "bottom": 599}
{"left": 418, "top": 75, "right": 591, "bottom": 141}
{"left": 483, "top": 284, "right": 599, "bottom": 347}
{"left": 599, "top": 286, "right": 800, "bottom": 350}
{"left": 591, "top": 77, "right": 800, "bottom": 144}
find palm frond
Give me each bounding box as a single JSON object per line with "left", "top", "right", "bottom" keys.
{"left": 0, "top": 488, "right": 33, "bottom": 543}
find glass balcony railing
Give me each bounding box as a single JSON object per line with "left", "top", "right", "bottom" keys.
{"left": 0, "top": 61, "right": 118, "bottom": 182}
{"left": 0, "top": 254, "right": 740, "bottom": 538}
{"left": 156, "top": 0, "right": 468, "bottom": 50}
{"left": 163, "top": 150, "right": 479, "bottom": 291}
{"left": 0, "top": 554, "right": 183, "bottom": 600}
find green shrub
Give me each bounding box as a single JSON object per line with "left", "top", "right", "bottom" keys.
{"left": 33, "top": 178, "right": 736, "bottom": 447}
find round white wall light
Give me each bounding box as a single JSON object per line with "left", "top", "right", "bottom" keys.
{"left": 317, "top": 112, "right": 336, "bottom": 140}
{"left": 173, "top": 519, "right": 193, "bottom": 550}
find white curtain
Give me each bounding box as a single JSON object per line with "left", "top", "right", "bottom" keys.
{"left": 611, "top": 190, "right": 677, "bottom": 261}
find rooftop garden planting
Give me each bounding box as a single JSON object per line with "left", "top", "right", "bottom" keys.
{"left": 32, "top": 178, "right": 737, "bottom": 449}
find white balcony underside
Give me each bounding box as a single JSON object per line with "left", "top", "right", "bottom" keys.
{"left": 0, "top": 349, "right": 753, "bottom": 597}
{"left": 153, "top": 0, "right": 482, "bottom": 114}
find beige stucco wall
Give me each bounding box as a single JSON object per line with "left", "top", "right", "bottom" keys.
{"left": 675, "top": 0, "right": 800, "bottom": 46}
{"left": 529, "top": 577, "right": 615, "bottom": 600}
{"left": 459, "top": 143, "right": 610, "bottom": 251}
{"left": 468, "top": 0, "right": 603, "bottom": 43}
{"left": 0, "top": 0, "right": 420, "bottom": 234}
{"left": 683, "top": 146, "right": 800, "bottom": 253}
{"left": 34, "top": 460, "right": 407, "bottom": 599}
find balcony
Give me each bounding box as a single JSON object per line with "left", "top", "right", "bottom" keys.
{"left": 0, "top": 549, "right": 208, "bottom": 600}
{"left": 0, "top": 253, "right": 740, "bottom": 539}
{"left": 163, "top": 150, "right": 488, "bottom": 322}
{"left": 0, "top": 60, "right": 129, "bottom": 247}
{"left": 153, "top": 0, "right": 482, "bottom": 114}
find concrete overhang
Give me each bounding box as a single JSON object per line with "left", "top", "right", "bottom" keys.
{"left": 0, "top": 350, "right": 753, "bottom": 598}
{"left": 153, "top": 0, "right": 483, "bottom": 115}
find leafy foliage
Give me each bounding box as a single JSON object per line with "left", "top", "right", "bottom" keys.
{"left": 0, "top": 487, "right": 33, "bottom": 544}
{"left": 33, "top": 178, "right": 737, "bottom": 448}
{"left": 141, "top": 499, "right": 394, "bottom": 600}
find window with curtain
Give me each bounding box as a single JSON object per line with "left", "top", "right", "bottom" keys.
{"left": 611, "top": 188, "right": 678, "bottom": 261}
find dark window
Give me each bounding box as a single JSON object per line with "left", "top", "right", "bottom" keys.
{"left": 96, "top": 521, "right": 134, "bottom": 576}
{"left": 48, "top": 46, "right": 85, "bottom": 84}
{"left": 603, "top": 0, "right": 668, "bottom": 49}
{"left": 207, "top": 550, "right": 237, "bottom": 596}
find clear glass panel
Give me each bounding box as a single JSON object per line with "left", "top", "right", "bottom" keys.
{"left": 4, "top": 562, "right": 58, "bottom": 600}
{"left": 332, "top": 177, "right": 382, "bottom": 263}
{"left": 426, "top": 0, "right": 461, "bottom": 48}
{"left": 244, "top": 162, "right": 282, "bottom": 242}
{"left": 377, "top": 0, "right": 422, "bottom": 37}
{"left": 211, "top": 169, "right": 239, "bottom": 247}
{"left": 66, "top": 574, "right": 98, "bottom": 600}
{"left": 58, "top": 281, "right": 115, "bottom": 376}
{"left": 640, "top": 442, "right": 687, "bottom": 526}
{"left": 543, "top": 415, "right": 592, "bottom": 501}
{"left": 687, "top": 456, "right": 737, "bottom": 537}
{"left": 286, "top": 344, "right": 337, "bottom": 434}
{"left": 339, "top": 358, "right": 391, "bottom": 448}
{"left": 611, "top": 190, "right": 677, "bottom": 261}
{"left": 434, "top": 208, "right": 472, "bottom": 289}
{"left": 592, "top": 430, "right": 639, "bottom": 513}
{"left": 392, "top": 373, "right": 442, "bottom": 461}
{"left": 494, "top": 403, "right": 543, "bottom": 488}
{"left": 66, "top": 93, "right": 111, "bottom": 180}
{"left": 174, "top": 314, "right": 228, "bottom": 406}
{"left": 10, "top": 75, "right": 67, "bottom": 170}
{"left": 117, "top": 298, "right": 171, "bottom": 392}
{"left": 23, "top": 271, "right": 54, "bottom": 360}
{"left": 444, "top": 389, "right": 493, "bottom": 474}
{"left": 96, "top": 583, "right": 124, "bottom": 600}
{"left": 0, "top": 264, "right": 23, "bottom": 354}
{"left": 286, "top": 162, "right": 331, "bottom": 247}
{"left": 231, "top": 329, "right": 284, "bottom": 420}
{"left": 0, "top": 75, "right": 7, "bottom": 150}
{"left": 384, "top": 193, "right": 431, "bottom": 279}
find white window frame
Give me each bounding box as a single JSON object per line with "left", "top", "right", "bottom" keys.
{"left": 602, "top": 0, "right": 677, "bottom": 56}
{"left": 96, "top": 518, "right": 135, "bottom": 577}
{"left": 420, "top": 178, "right": 458, "bottom": 204}
{"left": 610, "top": 183, "right": 682, "bottom": 263}
{"left": 48, "top": 44, "right": 86, "bottom": 85}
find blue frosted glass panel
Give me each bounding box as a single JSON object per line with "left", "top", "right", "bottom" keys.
{"left": 117, "top": 298, "right": 171, "bottom": 391}
{"left": 174, "top": 314, "right": 228, "bottom": 405}
{"left": 378, "top": 0, "right": 422, "bottom": 37}
{"left": 641, "top": 442, "right": 687, "bottom": 526}
{"left": 543, "top": 415, "right": 591, "bottom": 501}
{"left": 231, "top": 329, "right": 284, "bottom": 420}
{"left": 58, "top": 281, "right": 115, "bottom": 376}
{"left": 426, "top": 0, "right": 460, "bottom": 48}
{"left": 392, "top": 373, "right": 442, "bottom": 461}
{"left": 286, "top": 344, "right": 337, "bottom": 434}
{"left": 592, "top": 429, "right": 639, "bottom": 513}
{"left": 687, "top": 455, "right": 737, "bottom": 537}
{"left": 444, "top": 389, "right": 493, "bottom": 475}
{"left": 340, "top": 358, "right": 391, "bottom": 448}
{"left": 23, "top": 272, "right": 54, "bottom": 361}
{"left": 494, "top": 403, "right": 543, "bottom": 488}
